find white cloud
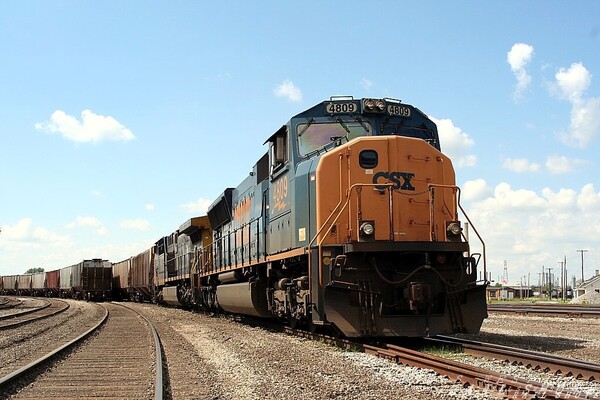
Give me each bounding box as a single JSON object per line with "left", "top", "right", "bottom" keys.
{"left": 560, "top": 97, "right": 600, "bottom": 148}
{"left": 491, "top": 182, "right": 547, "bottom": 210}
{"left": 66, "top": 216, "right": 107, "bottom": 235}
{"left": 553, "top": 63, "right": 591, "bottom": 101}
{"left": 180, "top": 198, "right": 213, "bottom": 214}
{"left": 274, "top": 80, "right": 302, "bottom": 102}
{"left": 577, "top": 184, "right": 600, "bottom": 211}
{"left": 545, "top": 155, "right": 586, "bottom": 174}
{"left": 120, "top": 219, "right": 151, "bottom": 231}
{"left": 550, "top": 63, "right": 600, "bottom": 148}
{"left": 360, "top": 78, "right": 373, "bottom": 90}
{"left": 462, "top": 179, "right": 492, "bottom": 202}
{"left": 145, "top": 204, "right": 155, "bottom": 211}
{"left": 35, "top": 109, "right": 135, "bottom": 143}
{"left": 430, "top": 117, "right": 477, "bottom": 167}
{"left": 502, "top": 158, "right": 541, "bottom": 173}
{"left": 464, "top": 182, "right": 600, "bottom": 284}
{"left": 1, "top": 218, "right": 70, "bottom": 244}
{"left": 507, "top": 43, "right": 534, "bottom": 100}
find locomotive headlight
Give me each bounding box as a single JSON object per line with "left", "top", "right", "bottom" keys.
{"left": 364, "top": 99, "right": 375, "bottom": 111}
{"left": 363, "top": 98, "right": 386, "bottom": 113}
{"left": 446, "top": 222, "right": 462, "bottom": 236}
{"left": 360, "top": 221, "right": 375, "bottom": 236}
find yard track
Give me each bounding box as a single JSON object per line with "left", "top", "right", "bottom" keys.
{"left": 0, "top": 299, "right": 68, "bottom": 329}
{"left": 0, "top": 302, "right": 165, "bottom": 400}
{"left": 428, "top": 335, "right": 600, "bottom": 381}
{"left": 488, "top": 303, "right": 600, "bottom": 317}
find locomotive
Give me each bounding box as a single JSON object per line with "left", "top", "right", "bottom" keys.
{"left": 1, "top": 97, "right": 488, "bottom": 338}
{"left": 157, "top": 96, "right": 488, "bottom": 337}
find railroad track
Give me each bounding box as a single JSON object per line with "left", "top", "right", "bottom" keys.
{"left": 0, "top": 299, "right": 68, "bottom": 330}
{"left": 0, "top": 297, "right": 23, "bottom": 310}
{"left": 271, "top": 324, "right": 594, "bottom": 399}
{"left": 428, "top": 335, "right": 600, "bottom": 381}
{"left": 0, "top": 297, "right": 9, "bottom": 308}
{"left": 488, "top": 303, "right": 600, "bottom": 317}
{"left": 0, "top": 302, "right": 165, "bottom": 399}
{"left": 370, "top": 341, "right": 593, "bottom": 399}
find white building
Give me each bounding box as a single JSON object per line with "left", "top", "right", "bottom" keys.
{"left": 575, "top": 270, "right": 600, "bottom": 299}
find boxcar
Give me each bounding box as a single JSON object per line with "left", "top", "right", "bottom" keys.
{"left": 112, "top": 258, "right": 131, "bottom": 300}
{"left": 130, "top": 248, "right": 154, "bottom": 301}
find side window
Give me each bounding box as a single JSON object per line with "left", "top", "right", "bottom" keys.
{"left": 269, "top": 127, "right": 288, "bottom": 175}
{"left": 359, "top": 150, "right": 378, "bottom": 169}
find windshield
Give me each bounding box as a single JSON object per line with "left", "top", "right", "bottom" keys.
{"left": 297, "top": 121, "right": 371, "bottom": 156}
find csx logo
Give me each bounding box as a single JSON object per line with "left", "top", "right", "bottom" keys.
{"left": 373, "top": 171, "right": 415, "bottom": 191}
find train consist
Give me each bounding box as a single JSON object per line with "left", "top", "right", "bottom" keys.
{"left": 1, "top": 97, "right": 488, "bottom": 337}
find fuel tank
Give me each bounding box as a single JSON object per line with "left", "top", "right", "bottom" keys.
{"left": 216, "top": 281, "right": 271, "bottom": 318}
{"left": 162, "top": 286, "right": 182, "bottom": 306}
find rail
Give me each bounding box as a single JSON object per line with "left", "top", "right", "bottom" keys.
{"left": 0, "top": 304, "right": 108, "bottom": 388}
{"left": 0, "top": 299, "right": 69, "bottom": 330}
{"left": 428, "top": 335, "right": 600, "bottom": 382}
{"left": 0, "top": 303, "right": 164, "bottom": 399}
{"left": 271, "top": 320, "right": 590, "bottom": 399}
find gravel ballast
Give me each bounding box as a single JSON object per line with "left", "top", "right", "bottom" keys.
{"left": 129, "top": 303, "right": 496, "bottom": 399}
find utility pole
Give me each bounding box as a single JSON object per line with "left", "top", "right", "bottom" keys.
{"left": 548, "top": 267, "right": 553, "bottom": 299}
{"left": 542, "top": 265, "right": 546, "bottom": 297}
{"left": 577, "top": 249, "right": 588, "bottom": 283}
{"left": 564, "top": 255, "right": 567, "bottom": 300}
{"left": 559, "top": 261, "right": 562, "bottom": 300}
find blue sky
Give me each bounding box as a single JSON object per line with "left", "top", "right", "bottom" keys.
{"left": 1, "top": 2, "right": 599, "bottom": 287}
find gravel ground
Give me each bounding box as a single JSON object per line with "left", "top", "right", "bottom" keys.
{"left": 129, "top": 303, "right": 496, "bottom": 399}
{"left": 0, "top": 298, "right": 47, "bottom": 317}
{"left": 456, "top": 312, "right": 600, "bottom": 399}
{"left": 0, "top": 299, "right": 104, "bottom": 378}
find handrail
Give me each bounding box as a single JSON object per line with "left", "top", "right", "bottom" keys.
{"left": 428, "top": 183, "right": 487, "bottom": 282}
{"left": 309, "top": 182, "right": 394, "bottom": 286}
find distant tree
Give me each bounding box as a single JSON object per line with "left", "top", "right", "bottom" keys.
{"left": 25, "top": 267, "right": 44, "bottom": 274}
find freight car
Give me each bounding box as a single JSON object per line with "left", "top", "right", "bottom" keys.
{"left": 16, "top": 275, "right": 32, "bottom": 295}
{"left": 45, "top": 270, "right": 60, "bottom": 297}
{"left": 31, "top": 272, "right": 46, "bottom": 296}
{"left": 60, "top": 259, "right": 112, "bottom": 300}
{"left": 1, "top": 275, "right": 18, "bottom": 295}
{"left": 130, "top": 248, "right": 155, "bottom": 302}
{"left": 155, "top": 96, "right": 488, "bottom": 337}
{"left": 112, "top": 258, "right": 131, "bottom": 300}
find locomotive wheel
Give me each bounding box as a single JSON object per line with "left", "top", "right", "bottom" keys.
{"left": 289, "top": 316, "right": 299, "bottom": 329}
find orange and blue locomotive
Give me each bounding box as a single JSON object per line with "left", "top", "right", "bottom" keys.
{"left": 176, "top": 96, "right": 487, "bottom": 337}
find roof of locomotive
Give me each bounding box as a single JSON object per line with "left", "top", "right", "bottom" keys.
{"left": 265, "top": 96, "right": 440, "bottom": 149}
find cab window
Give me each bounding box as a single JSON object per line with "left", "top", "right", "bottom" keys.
{"left": 269, "top": 127, "right": 288, "bottom": 174}
{"left": 297, "top": 121, "right": 371, "bottom": 157}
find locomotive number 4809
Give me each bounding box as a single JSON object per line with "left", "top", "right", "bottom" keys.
{"left": 326, "top": 102, "right": 357, "bottom": 114}
{"left": 387, "top": 105, "right": 411, "bottom": 117}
